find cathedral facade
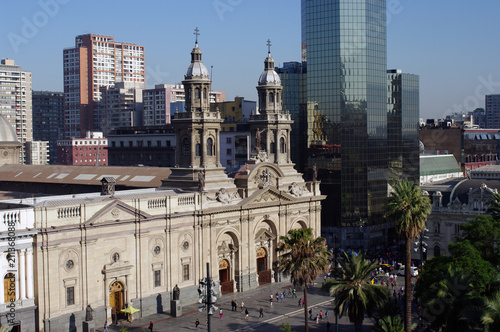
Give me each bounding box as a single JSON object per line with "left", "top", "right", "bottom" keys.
{"left": 0, "top": 36, "right": 325, "bottom": 332}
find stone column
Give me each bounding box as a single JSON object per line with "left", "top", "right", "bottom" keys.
{"left": 15, "top": 251, "right": 20, "bottom": 300}
{"left": 26, "top": 247, "right": 34, "bottom": 298}
{"left": 19, "top": 249, "right": 26, "bottom": 299}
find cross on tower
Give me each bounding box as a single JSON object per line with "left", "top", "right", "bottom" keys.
{"left": 194, "top": 27, "right": 200, "bottom": 44}
{"left": 267, "top": 39, "right": 272, "bottom": 55}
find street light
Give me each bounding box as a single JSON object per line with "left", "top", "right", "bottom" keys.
{"left": 198, "top": 263, "right": 219, "bottom": 332}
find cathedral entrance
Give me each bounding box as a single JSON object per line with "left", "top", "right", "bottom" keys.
{"left": 109, "top": 281, "right": 125, "bottom": 321}
{"left": 219, "top": 259, "right": 233, "bottom": 295}
{"left": 257, "top": 247, "right": 271, "bottom": 285}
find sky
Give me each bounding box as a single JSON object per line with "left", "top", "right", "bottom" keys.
{"left": 1, "top": 0, "right": 500, "bottom": 120}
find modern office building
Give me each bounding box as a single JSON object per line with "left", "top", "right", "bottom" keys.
{"left": 210, "top": 97, "right": 255, "bottom": 132}
{"left": 63, "top": 34, "right": 145, "bottom": 138}
{"left": 387, "top": 69, "right": 420, "bottom": 184}
{"left": 32, "top": 91, "right": 64, "bottom": 164}
{"left": 57, "top": 131, "right": 108, "bottom": 166}
{"left": 25, "top": 140, "right": 50, "bottom": 165}
{"left": 486, "top": 94, "right": 500, "bottom": 129}
{"left": 0, "top": 59, "right": 32, "bottom": 164}
{"left": 107, "top": 125, "right": 176, "bottom": 167}
{"left": 142, "top": 84, "right": 225, "bottom": 127}
{"left": 301, "top": 0, "right": 389, "bottom": 249}
{"left": 95, "top": 82, "right": 143, "bottom": 135}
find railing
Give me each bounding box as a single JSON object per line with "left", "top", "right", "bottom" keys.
{"left": 57, "top": 206, "right": 81, "bottom": 219}
{"left": 178, "top": 196, "right": 195, "bottom": 206}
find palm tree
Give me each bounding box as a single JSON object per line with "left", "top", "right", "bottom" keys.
{"left": 372, "top": 315, "right": 405, "bottom": 332}
{"left": 325, "top": 252, "right": 389, "bottom": 332}
{"left": 386, "top": 180, "right": 431, "bottom": 332}
{"left": 275, "top": 228, "right": 332, "bottom": 332}
{"left": 482, "top": 290, "right": 500, "bottom": 332}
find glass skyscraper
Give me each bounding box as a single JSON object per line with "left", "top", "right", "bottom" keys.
{"left": 301, "top": 0, "right": 388, "bottom": 249}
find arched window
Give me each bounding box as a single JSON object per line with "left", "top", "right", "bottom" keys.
{"left": 270, "top": 142, "right": 276, "bottom": 154}
{"left": 207, "top": 138, "right": 213, "bottom": 156}
{"left": 194, "top": 88, "right": 200, "bottom": 99}
{"left": 4, "top": 273, "right": 15, "bottom": 303}
{"left": 260, "top": 94, "right": 266, "bottom": 107}
{"left": 203, "top": 88, "right": 207, "bottom": 100}
{"left": 195, "top": 143, "right": 201, "bottom": 157}
{"left": 269, "top": 92, "right": 274, "bottom": 104}
{"left": 183, "top": 138, "right": 189, "bottom": 156}
{"left": 280, "top": 137, "right": 286, "bottom": 154}
{"left": 433, "top": 245, "right": 441, "bottom": 257}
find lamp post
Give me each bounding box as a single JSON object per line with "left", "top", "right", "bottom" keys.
{"left": 198, "top": 262, "right": 218, "bottom": 332}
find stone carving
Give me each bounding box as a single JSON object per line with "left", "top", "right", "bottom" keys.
{"left": 173, "top": 284, "right": 180, "bottom": 300}
{"left": 255, "top": 128, "right": 267, "bottom": 151}
{"left": 198, "top": 170, "right": 205, "bottom": 192}
{"left": 313, "top": 164, "right": 317, "bottom": 182}
{"left": 259, "top": 168, "right": 273, "bottom": 188}
{"left": 288, "top": 182, "right": 305, "bottom": 197}
{"left": 85, "top": 304, "right": 94, "bottom": 321}
{"left": 207, "top": 188, "right": 239, "bottom": 203}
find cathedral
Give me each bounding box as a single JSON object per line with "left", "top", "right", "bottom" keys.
{"left": 0, "top": 34, "right": 325, "bottom": 332}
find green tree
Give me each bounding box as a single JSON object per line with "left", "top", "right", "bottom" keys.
{"left": 324, "top": 252, "right": 389, "bottom": 332}
{"left": 486, "top": 192, "right": 500, "bottom": 221}
{"left": 275, "top": 228, "right": 332, "bottom": 332}
{"left": 372, "top": 315, "right": 405, "bottom": 332}
{"left": 386, "top": 180, "right": 431, "bottom": 332}
{"left": 420, "top": 265, "right": 481, "bottom": 331}
{"left": 482, "top": 290, "right": 500, "bottom": 332}
{"left": 280, "top": 322, "right": 297, "bottom": 332}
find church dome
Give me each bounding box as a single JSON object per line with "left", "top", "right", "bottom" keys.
{"left": 0, "top": 115, "right": 18, "bottom": 142}
{"left": 185, "top": 44, "right": 209, "bottom": 79}
{"left": 258, "top": 55, "right": 281, "bottom": 85}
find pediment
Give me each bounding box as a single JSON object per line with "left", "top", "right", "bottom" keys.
{"left": 239, "top": 187, "right": 296, "bottom": 207}
{"left": 85, "top": 201, "right": 152, "bottom": 225}
{"left": 255, "top": 228, "right": 276, "bottom": 242}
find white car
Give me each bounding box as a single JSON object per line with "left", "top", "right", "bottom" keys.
{"left": 396, "top": 266, "right": 418, "bottom": 277}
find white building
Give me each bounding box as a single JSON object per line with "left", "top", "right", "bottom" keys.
{"left": 25, "top": 141, "right": 50, "bottom": 165}
{"left": 0, "top": 59, "right": 32, "bottom": 163}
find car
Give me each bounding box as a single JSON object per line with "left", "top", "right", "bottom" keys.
{"left": 396, "top": 266, "right": 418, "bottom": 277}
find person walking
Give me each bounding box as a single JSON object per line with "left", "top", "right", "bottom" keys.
{"left": 240, "top": 300, "right": 245, "bottom": 313}
{"left": 219, "top": 308, "right": 223, "bottom": 319}
{"left": 195, "top": 318, "right": 200, "bottom": 329}
{"left": 316, "top": 314, "right": 320, "bottom": 324}
{"left": 326, "top": 320, "right": 331, "bottom": 332}
{"left": 319, "top": 310, "right": 323, "bottom": 321}
{"left": 325, "top": 310, "right": 329, "bottom": 321}
{"left": 103, "top": 322, "right": 109, "bottom": 332}
{"left": 269, "top": 294, "right": 273, "bottom": 307}
{"left": 259, "top": 307, "right": 264, "bottom": 318}
{"left": 298, "top": 298, "right": 302, "bottom": 307}
{"left": 244, "top": 308, "right": 249, "bottom": 320}
{"left": 148, "top": 321, "right": 153, "bottom": 331}
{"left": 309, "top": 308, "right": 313, "bottom": 320}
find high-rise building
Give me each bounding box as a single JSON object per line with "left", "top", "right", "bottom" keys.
{"left": 301, "top": 0, "right": 389, "bottom": 249}
{"left": 142, "top": 84, "right": 225, "bottom": 127}
{"left": 32, "top": 91, "right": 64, "bottom": 164}
{"left": 0, "top": 58, "right": 32, "bottom": 163}
{"left": 486, "top": 94, "right": 500, "bottom": 129}
{"left": 387, "top": 69, "right": 420, "bottom": 184}
{"left": 25, "top": 140, "right": 50, "bottom": 165}
{"left": 95, "top": 82, "right": 143, "bottom": 135}
{"left": 63, "top": 34, "right": 145, "bottom": 138}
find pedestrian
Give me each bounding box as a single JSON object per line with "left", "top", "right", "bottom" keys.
{"left": 293, "top": 288, "right": 297, "bottom": 298}
{"left": 325, "top": 310, "right": 329, "bottom": 321}
{"left": 316, "top": 314, "right": 320, "bottom": 324}
{"left": 195, "top": 318, "right": 200, "bottom": 329}
{"left": 326, "top": 320, "right": 331, "bottom": 332}
{"left": 280, "top": 293, "right": 284, "bottom": 303}
{"left": 244, "top": 308, "right": 249, "bottom": 320}
{"left": 302, "top": 298, "right": 305, "bottom": 307}
{"left": 148, "top": 321, "right": 153, "bottom": 331}
{"left": 219, "top": 308, "right": 223, "bottom": 319}
{"left": 231, "top": 300, "right": 235, "bottom": 311}
{"left": 259, "top": 307, "right": 264, "bottom": 318}
{"left": 240, "top": 300, "right": 245, "bottom": 313}
{"left": 309, "top": 308, "right": 313, "bottom": 320}
{"left": 270, "top": 294, "right": 273, "bottom": 307}
{"left": 319, "top": 310, "right": 323, "bottom": 320}
{"left": 298, "top": 298, "right": 302, "bottom": 307}
{"left": 103, "top": 322, "right": 109, "bottom": 332}
{"left": 288, "top": 288, "right": 292, "bottom": 296}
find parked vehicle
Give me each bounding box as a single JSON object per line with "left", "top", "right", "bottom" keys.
{"left": 396, "top": 266, "right": 418, "bottom": 277}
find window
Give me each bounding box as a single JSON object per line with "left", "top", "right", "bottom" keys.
{"left": 226, "top": 149, "right": 232, "bottom": 156}
{"left": 269, "top": 92, "right": 274, "bottom": 103}
{"left": 120, "top": 141, "right": 124, "bottom": 147}
{"left": 4, "top": 273, "right": 15, "bottom": 303}
{"left": 154, "top": 270, "right": 161, "bottom": 287}
{"left": 194, "top": 88, "right": 200, "bottom": 99}
{"left": 434, "top": 245, "right": 441, "bottom": 257}
{"left": 196, "top": 143, "right": 201, "bottom": 157}
{"left": 137, "top": 141, "right": 143, "bottom": 147}
{"left": 66, "top": 286, "right": 75, "bottom": 306}
{"left": 226, "top": 137, "right": 231, "bottom": 144}
{"left": 183, "top": 138, "right": 189, "bottom": 156}
{"left": 227, "top": 160, "right": 233, "bottom": 166}
{"left": 270, "top": 142, "right": 276, "bottom": 154}
{"left": 207, "top": 138, "right": 213, "bottom": 156}
{"left": 111, "top": 141, "right": 116, "bottom": 148}
{"left": 183, "top": 264, "right": 190, "bottom": 281}
{"left": 280, "top": 137, "right": 286, "bottom": 154}
{"left": 454, "top": 224, "right": 460, "bottom": 234}
{"left": 129, "top": 141, "right": 133, "bottom": 147}
{"left": 147, "top": 141, "right": 152, "bottom": 147}
{"left": 435, "top": 223, "right": 440, "bottom": 234}
{"left": 157, "top": 140, "right": 161, "bottom": 147}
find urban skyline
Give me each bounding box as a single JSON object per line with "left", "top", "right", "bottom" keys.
{"left": 1, "top": 0, "right": 500, "bottom": 120}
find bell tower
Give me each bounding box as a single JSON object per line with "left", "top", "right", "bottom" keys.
{"left": 162, "top": 28, "right": 236, "bottom": 193}
{"left": 249, "top": 40, "right": 293, "bottom": 165}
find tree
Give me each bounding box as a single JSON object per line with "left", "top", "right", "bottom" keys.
{"left": 325, "top": 252, "right": 389, "bottom": 332}
{"left": 486, "top": 192, "right": 500, "bottom": 221}
{"left": 419, "top": 265, "right": 481, "bottom": 331}
{"left": 372, "top": 315, "right": 405, "bottom": 332}
{"left": 275, "top": 228, "right": 332, "bottom": 332}
{"left": 386, "top": 180, "right": 431, "bottom": 332}
{"left": 482, "top": 290, "right": 500, "bottom": 332}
